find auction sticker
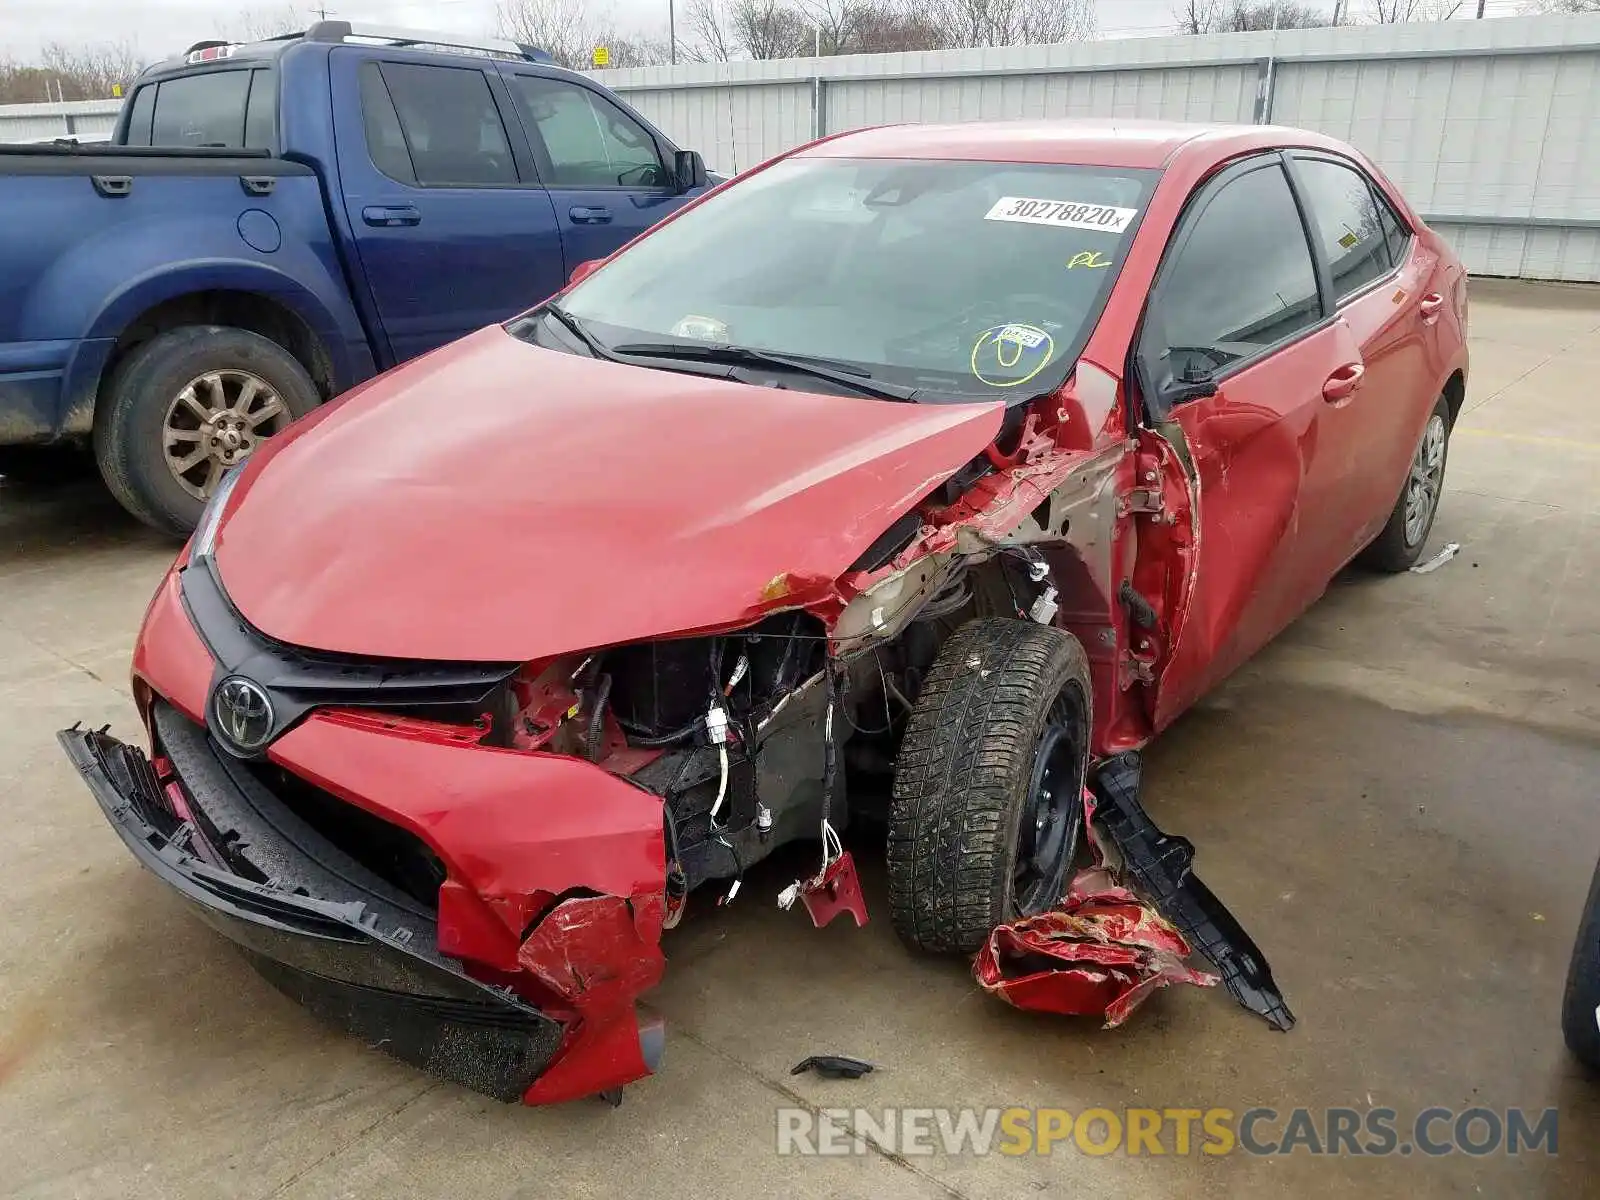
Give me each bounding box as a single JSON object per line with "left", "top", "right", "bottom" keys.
{"left": 984, "top": 196, "right": 1137, "bottom": 233}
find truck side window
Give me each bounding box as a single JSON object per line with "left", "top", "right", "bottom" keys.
{"left": 123, "top": 85, "right": 156, "bottom": 146}
{"left": 374, "top": 62, "right": 516, "bottom": 187}
{"left": 359, "top": 62, "right": 417, "bottom": 184}
{"left": 150, "top": 70, "right": 252, "bottom": 147}
{"left": 243, "top": 70, "right": 275, "bottom": 150}
{"left": 508, "top": 77, "right": 666, "bottom": 189}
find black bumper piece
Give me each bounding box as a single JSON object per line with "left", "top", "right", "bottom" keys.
{"left": 59, "top": 712, "right": 563, "bottom": 1100}
{"left": 1091, "top": 752, "right": 1296, "bottom": 1031}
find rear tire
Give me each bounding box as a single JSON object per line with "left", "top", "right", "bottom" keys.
{"left": 888, "top": 617, "right": 1092, "bottom": 955}
{"left": 1359, "top": 391, "right": 1451, "bottom": 573}
{"left": 1563, "top": 858, "right": 1600, "bottom": 1073}
{"left": 94, "top": 326, "right": 319, "bottom": 538}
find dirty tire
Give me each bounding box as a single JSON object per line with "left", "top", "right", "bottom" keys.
{"left": 1358, "top": 391, "right": 1452, "bottom": 573}
{"left": 94, "top": 326, "right": 319, "bottom": 538}
{"left": 888, "top": 617, "right": 1092, "bottom": 956}
{"left": 1563, "top": 858, "right": 1600, "bottom": 1073}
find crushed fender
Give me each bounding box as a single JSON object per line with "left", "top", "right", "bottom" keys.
{"left": 1091, "top": 752, "right": 1297, "bottom": 1031}
{"left": 975, "top": 863, "right": 1217, "bottom": 1027}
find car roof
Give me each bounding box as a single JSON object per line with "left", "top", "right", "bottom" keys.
{"left": 798, "top": 119, "right": 1352, "bottom": 171}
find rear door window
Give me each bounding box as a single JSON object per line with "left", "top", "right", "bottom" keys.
{"left": 370, "top": 62, "right": 517, "bottom": 187}
{"left": 1293, "top": 156, "right": 1396, "bottom": 302}
{"left": 149, "top": 70, "right": 252, "bottom": 147}
{"left": 1152, "top": 161, "right": 1322, "bottom": 382}
{"left": 242, "top": 70, "right": 276, "bottom": 149}
{"left": 507, "top": 76, "right": 666, "bottom": 188}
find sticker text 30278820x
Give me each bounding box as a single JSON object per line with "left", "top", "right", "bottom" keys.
{"left": 984, "top": 196, "right": 1138, "bottom": 233}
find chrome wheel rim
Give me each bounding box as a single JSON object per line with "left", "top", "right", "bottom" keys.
{"left": 162, "top": 370, "right": 288, "bottom": 500}
{"left": 1404, "top": 413, "right": 1447, "bottom": 547}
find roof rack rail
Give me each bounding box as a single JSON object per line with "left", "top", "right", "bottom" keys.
{"left": 302, "top": 20, "right": 554, "bottom": 64}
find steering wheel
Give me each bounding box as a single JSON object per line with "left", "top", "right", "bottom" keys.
{"left": 886, "top": 295, "right": 1064, "bottom": 365}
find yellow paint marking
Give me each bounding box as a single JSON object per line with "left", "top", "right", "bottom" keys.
{"left": 1455, "top": 428, "right": 1600, "bottom": 452}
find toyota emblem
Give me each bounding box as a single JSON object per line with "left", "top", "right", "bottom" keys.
{"left": 212, "top": 676, "right": 274, "bottom": 752}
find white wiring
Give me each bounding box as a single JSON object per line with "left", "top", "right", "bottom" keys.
{"left": 710, "top": 742, "right": 730, "bottom": 823}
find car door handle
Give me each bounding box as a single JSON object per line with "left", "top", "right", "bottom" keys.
{"left": 569, "top": 205, "right": 613, "bottom": 224}
{"left": 361, "top": 205, "right": 421, "bottom": 227}
{"left": 1322, "top": 362, "right": 1365, "bottom": 403}
{"left": 1419, "top": 292, "right": 1445, "bottom": 324}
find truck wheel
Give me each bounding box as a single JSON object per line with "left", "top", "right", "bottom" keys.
{"left": 1563, "top": 857, "right": 1600, "bottom": 1073}
{"left": 888, "top": 617, "right": 1092, "bottom": 955}
{"left": 1359, "top": 392, "right": 1451, "bottom": 573}
{"left": 94, "top": 326, "right": 319, "bottom": 537}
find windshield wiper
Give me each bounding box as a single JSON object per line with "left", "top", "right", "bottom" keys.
{"left": 610, "top": 341, "right": 919, "bottom": 402}
{"left": 541, "top": 302, "right": 624, "bottom": 363}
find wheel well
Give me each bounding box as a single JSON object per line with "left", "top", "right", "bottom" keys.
{"left": 1443, "top": 370, "right": 1466, "bottom": 427}
{"left": 104, "top": 291, "right": 335, "bottom": 402}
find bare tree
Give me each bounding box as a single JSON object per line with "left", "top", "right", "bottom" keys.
{"left": 223, "top": 5, "right": 305, "bottom": 42}
{"left": 1175, "top": 0, "right": 1336, "bottom": 30}
{"left": 686, "top": 0, "right": 741, "bottom": 60}
{"left": 2, "top": 42, "right": 145, "bottom": 101}
{"left": 496, "top": 0, "right": 670, "bottom": 68}
{"left": 926, "top": 0, "right": 1097, "bottom": 48}
{"left": 1366, "top": 0, "right": 1463, "bottom": 18}
{"left": 1521, "top": 0, "right": 1600, "bottom": 10}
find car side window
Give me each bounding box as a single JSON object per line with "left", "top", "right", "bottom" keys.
{"left": 1373, "top": 183, "right": 1412, "bottom": 271}
{"left": 1152, "top": 162, "right": 1322, "bottom": 384}
{"left": 507, "top": 76, "right": 666, "bottom": 189}
{"left": 371, "top": 62, "right": 516, "bottom": 187}
{"left": 1294, "top": 157, "right": 1395, "bottom": 302}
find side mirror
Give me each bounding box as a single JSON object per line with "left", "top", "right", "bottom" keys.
{"left": 673, "top": 149, "right": 709, "bottom": 194}
{"left": 568, "top": 259, "right": 603, "bottom": 286}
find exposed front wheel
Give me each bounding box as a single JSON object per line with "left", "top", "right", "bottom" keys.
{"left": 888, "top": 617, "right": 1093, "bottom": 955}
{"left": 94, "top": 326, "right": 319, "bottom": 537}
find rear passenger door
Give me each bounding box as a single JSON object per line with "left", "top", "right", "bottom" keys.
{"left": 498, "top": 71, "right": 690, "bottom": 271}
{"left": 1286, "top": 152, "right": 1438, "bottom": 560}
{"left": 330, "top": 52, "right": 566, "bottom": 364}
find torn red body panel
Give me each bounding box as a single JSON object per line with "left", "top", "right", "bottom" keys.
{"left": 797, "top": 851, "right": 869, "bottom": 928}
{"left": 975, "top": 866, "right": 1218, "bottom": 1028}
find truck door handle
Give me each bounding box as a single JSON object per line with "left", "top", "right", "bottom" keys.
{"left": 1419, "top": 292, "right": 1445, "bottom": 325}
{"left": 1322, "top": 362, "right": 1365, "bottom": 403}
{"left": 569, "top": 205, "right": 612, "bottom": 224}
{"left": 362, "top": 204, "right": 421, "bottom": 227}
{"left": 92, "top": 175, "right": 132, "bottom": 198}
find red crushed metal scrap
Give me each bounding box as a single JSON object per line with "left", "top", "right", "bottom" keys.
{"left": 974, "top": 863, "right": 1218, "bottom": 1028}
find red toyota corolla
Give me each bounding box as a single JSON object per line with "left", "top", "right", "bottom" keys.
{"left": 61, "top": 120, "right": 1468, "bottom": 1105}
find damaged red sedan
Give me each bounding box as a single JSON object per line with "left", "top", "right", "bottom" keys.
{"left": 61, "top": 120, "right": 1468, "bottom": 1105}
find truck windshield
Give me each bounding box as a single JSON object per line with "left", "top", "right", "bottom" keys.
{"left": 558, "top": 156, "right": 1157, "bottom": 399}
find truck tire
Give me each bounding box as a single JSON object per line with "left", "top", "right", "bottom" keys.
{"left": 94, "top": 326, "right": 319, "bottom": 537}
{"left": 888, "top": 617, "right": 1092, "bottom": 956}
{"left": 1563, "top": 856, "right": 1600, "bottom": 1073}
{"left": 1359, "top": 391, "right": 1451, "bottom": 573}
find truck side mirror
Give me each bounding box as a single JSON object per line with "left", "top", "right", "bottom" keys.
{"left": 568, "top": 259, "right": 603, "bottom": 286}
{"left": 673, "top": 149, "right": 709, "bottom": 194}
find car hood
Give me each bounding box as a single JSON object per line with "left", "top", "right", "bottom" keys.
{"left": 213, "top": 326, "right": 1005, "bottom": 662}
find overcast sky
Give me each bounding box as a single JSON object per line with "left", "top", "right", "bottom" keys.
{"left": 1, "top": 0, "right": 1530, "bottom": 63}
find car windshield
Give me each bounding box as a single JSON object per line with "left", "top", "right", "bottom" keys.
{"left": 555, "top": 156, "right": 1159, "bottom": 400}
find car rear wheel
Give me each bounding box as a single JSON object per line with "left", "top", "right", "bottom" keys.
{"left": 1563, "top": 857, "right": 1600, "bottom": 1072}
{"left": 1359, "top": 391, "right": 1452, "bottom": 573}
{"left": 888, "top": 617, "right": 1092, "bottom": 955}
{"left": 94, "top": 326, "right": 319, "bottom": 538}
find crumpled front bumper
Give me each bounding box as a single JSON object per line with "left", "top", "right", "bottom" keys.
{"left": 59, "top": 703, "right": 666, "bottom": 1104}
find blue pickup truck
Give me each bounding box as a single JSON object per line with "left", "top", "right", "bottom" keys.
{"left": 0, "top": 21, "right": 711, "bottom": 534}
